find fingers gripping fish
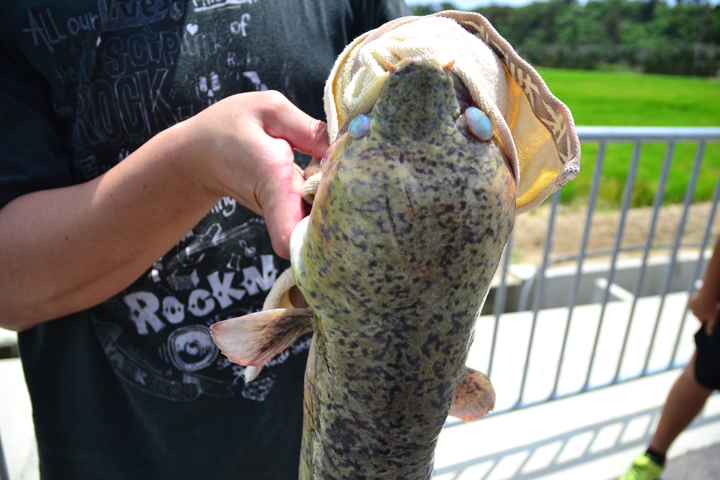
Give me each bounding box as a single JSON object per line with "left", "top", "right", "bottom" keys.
{"left": 212, "top": 58, "right": 515, "bottom": 478}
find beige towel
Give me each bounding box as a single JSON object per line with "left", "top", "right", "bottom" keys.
{"left": 324, "top": 11, "right": 581, "bottom": 214}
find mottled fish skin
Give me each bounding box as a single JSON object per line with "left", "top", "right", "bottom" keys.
{"left": 296, "top": 59, "right": 516, "bottom": 479}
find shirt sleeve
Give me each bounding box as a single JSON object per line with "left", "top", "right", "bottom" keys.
{"left": 348, "top": 0, "right": 413, "bottom": 40}
{"left": 0, "top": 41, "right": 73, "bottom": 209}
{"left": 378, "top": 0, "right": 413, "bottom": 23}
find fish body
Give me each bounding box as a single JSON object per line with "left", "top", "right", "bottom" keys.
{"left": 213, "top": 58, "right": 516, "bottom": 479}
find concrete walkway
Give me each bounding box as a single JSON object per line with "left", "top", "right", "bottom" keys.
{"left": 662, "top": 443, "right": 720, "bottom": 480}
{"left": 433, "top": 368, "right": 720, "bottom": 480}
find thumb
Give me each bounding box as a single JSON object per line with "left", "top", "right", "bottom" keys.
{"left": 261, "top": 98, "right": 330, "bottom": 159}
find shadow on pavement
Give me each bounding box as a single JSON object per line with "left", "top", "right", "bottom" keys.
{"left": 435, "top": 405, "right": 720, "bottom": 480}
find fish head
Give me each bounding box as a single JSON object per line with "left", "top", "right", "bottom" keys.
{"left": 326, "top": 56, "right": 511, "bottom": 174}
{"left": 293, "top": 57, "right": 516, "bottom": 297}
{"left": 358, "top": 58, "right": 462, "bottom": 144}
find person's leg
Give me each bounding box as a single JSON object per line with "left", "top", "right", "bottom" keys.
{"left": 619, "top": 352, "right": 714, "bottom": 479}
{"left": 647, "top": 351, "right": 713, "bottom": 457}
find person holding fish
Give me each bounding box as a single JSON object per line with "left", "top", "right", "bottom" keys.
{"left": 0, "top": 1, "right": 410, "bottom": 478}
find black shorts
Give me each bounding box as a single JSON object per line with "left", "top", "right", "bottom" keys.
{"left": 694, "top": 324, "right": 720, "bottom": 390}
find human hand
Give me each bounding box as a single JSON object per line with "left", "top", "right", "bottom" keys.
{"left": 689, "top": 290, "right": 720, "bottom": 335}
{"left": 0, "top": 91, "right": 329, "bottom": 328}
{"left": 189, "top": 91, "right": 329, "bottom": 259}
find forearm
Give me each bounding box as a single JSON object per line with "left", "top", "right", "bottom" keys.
{"left": 0, "top": 121, "right": 220, "bottom": 330}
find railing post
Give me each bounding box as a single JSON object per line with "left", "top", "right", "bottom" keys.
{"left": 518, "top": 190, "right": 560, "bottom": 405}
{"left": 613, "top": 141, "right": 675, "bottom": 382}
{"left": 0, "top": 427, "right": 9, "bottom": 480}
{"left": 582, "top": 142, "right": 641, "bottom": 390}
{"left": 643, "top": 141, "right": 706, "bottom": 374}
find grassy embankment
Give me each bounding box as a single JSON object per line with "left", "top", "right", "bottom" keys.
{"left": 536, "top": 68, "right": 720, "bottom": 209}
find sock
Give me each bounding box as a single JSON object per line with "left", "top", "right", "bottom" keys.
{"left": 645, "top": 447, "right": 666, "bottom": 466}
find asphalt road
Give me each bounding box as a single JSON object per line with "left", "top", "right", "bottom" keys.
{"left": 662, "top": 442, "right": 720, "bottom": 480}
{"left": 611, "top": 443, "right": 720, "bottom": 480}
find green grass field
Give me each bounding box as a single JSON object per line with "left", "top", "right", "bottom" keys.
{"left": 535, "top": 68, "right": 720, "bottom": 208}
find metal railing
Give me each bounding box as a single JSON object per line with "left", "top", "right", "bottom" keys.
{"left": 0, "top": 429, "right": 8, "bottom": 480}
{"left": 481, "top": 126, "right": 720, "bottom": 415}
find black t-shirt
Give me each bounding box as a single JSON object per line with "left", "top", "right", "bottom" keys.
{"left": 0, "top": 1, "right": 410, "bottom": 478}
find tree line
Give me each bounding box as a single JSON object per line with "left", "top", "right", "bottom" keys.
{"left": 412, "top": 0, "right": 720, "bottom": 76}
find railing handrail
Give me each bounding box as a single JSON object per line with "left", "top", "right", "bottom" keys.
{"left": 577, "top": 126, "right": 720, "bottom": 141}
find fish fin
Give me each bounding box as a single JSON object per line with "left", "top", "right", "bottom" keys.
{"left": 262, "top": 267, "right": 297, "bottom": 310}
{"left": 290, "top": 216, "right": 309, "bottom": 281}
{"left": 211, "top": 308, "right": 313, "bottom": 367}
{"left": 302, "top": 172, "right": 322, "bottom": 204}
{"left": 449, "top": 367, "right": 496, "bottom": 422}
{"left": 243, "top": 366, "right": 263, "bottom": 383}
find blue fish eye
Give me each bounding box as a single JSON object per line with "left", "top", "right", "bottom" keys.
{"left": 465, "top": 107, "right": 493, "bottom": 141}
{"left": 349, "top": 114, "right": 370, "bottom": 139}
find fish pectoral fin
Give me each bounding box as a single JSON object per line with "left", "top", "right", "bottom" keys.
{"left": 210, "top": 308, "right": 313, "bottom": 367}
{"left": 449, "top": 367, "right": 496, "bottom": 422}
{"left": 242, "top": 366, "right": 263, "bottom": 383}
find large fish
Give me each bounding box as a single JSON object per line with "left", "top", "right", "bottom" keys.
{"left": 212, "top": 57, "right": 516, "bottom": 479}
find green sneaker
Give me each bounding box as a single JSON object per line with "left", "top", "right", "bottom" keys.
{"left": 619, "top": 453, "right": 664, "bottom": 480}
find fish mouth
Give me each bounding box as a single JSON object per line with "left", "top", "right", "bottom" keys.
{"left": 383, "top": 57, "right": 475, "bottom": 113}
{"left": 336, "top": 57, "right": 482, "bottom": 141}
{"left": 331, "top": 57, "right": 514, "bottom": 181}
